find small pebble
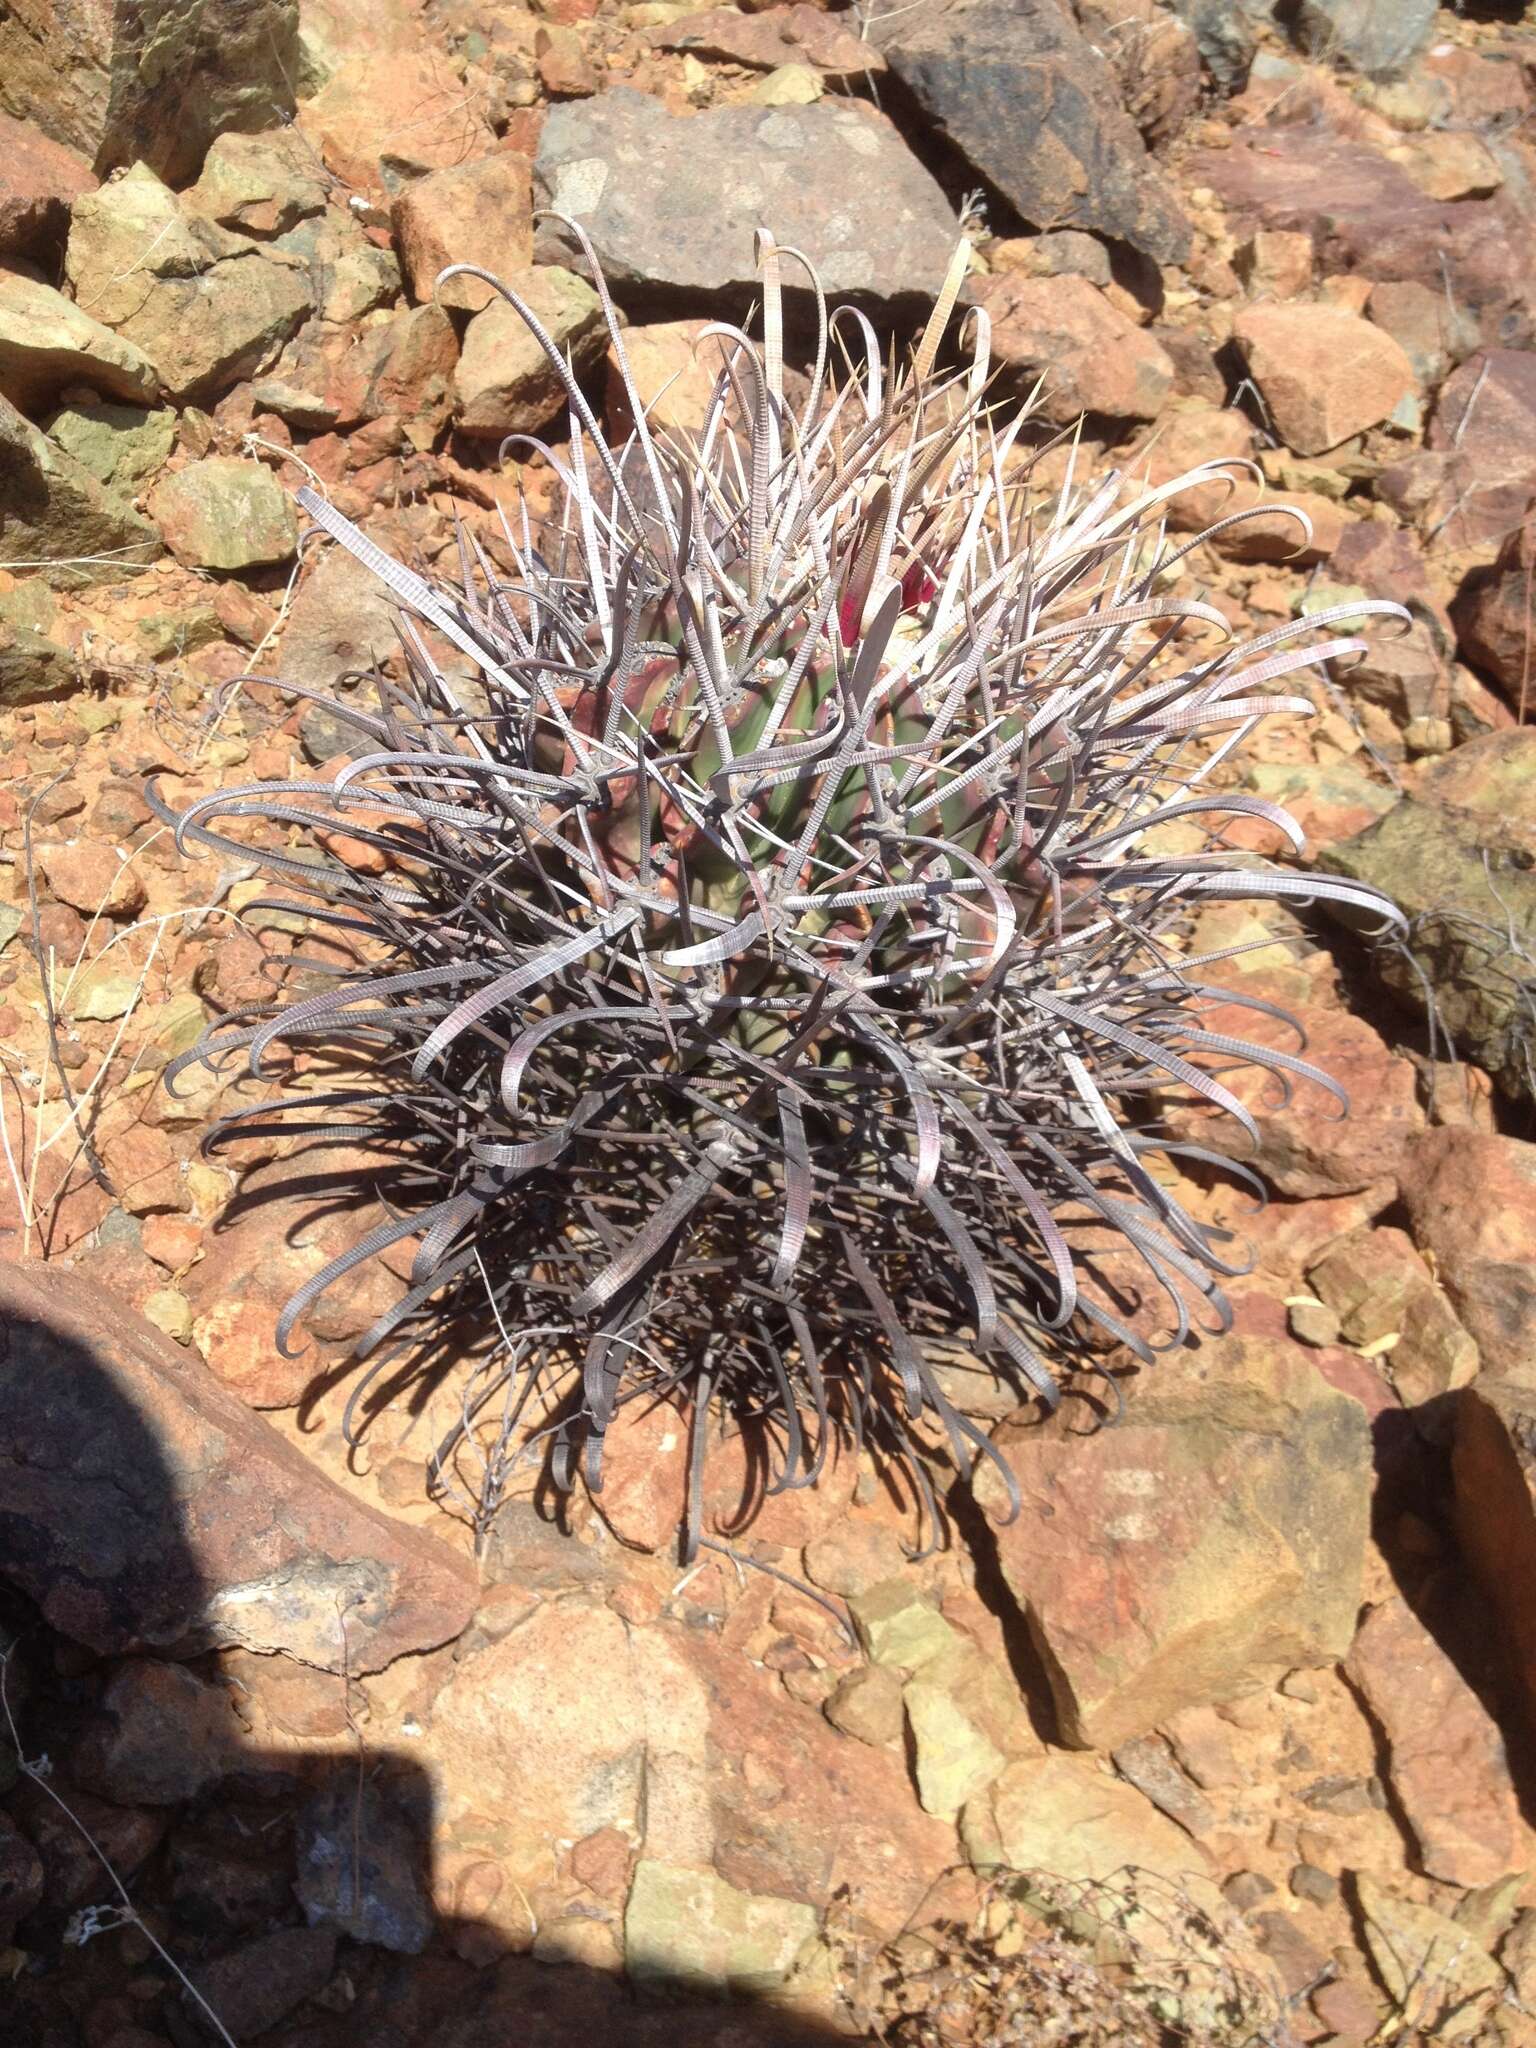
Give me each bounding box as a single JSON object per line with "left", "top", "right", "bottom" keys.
{"left": 1222, "top": 1870, "right": 1276, "bottom": 1912}
{"left": 1290, "top": 1862, "right": 1339, "bottom": 1905}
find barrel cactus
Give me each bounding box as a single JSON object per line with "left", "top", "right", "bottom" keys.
{"left": 155, "top": 226, "right": 1401, "bottom": 1553}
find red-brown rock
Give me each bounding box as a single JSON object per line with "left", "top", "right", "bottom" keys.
{"left": 391, "top": 153, "right": 534, "bottom": 313}
{"left": 653, "top": 5, "right": 885, "bottom": 84}
{"left": 605, "top": 318, "right": 719, "bottom": 439}
{"left": 0, "top": 110, "right": 94, "bottom": 256}
{"left": 71, "top": 1658, "right": 239, "bottom": 1805}
{"left": 0, "top": 1260, "right": 477, "bottom": 1671}
{"left": 977, "top": 1336, "right": 1371, "bottom": 1750}
{"left": 325, "top": 303, "right": 459, "bottom": 435}
{"left": 1398, "top": 1131, "right": 1536, "bottom": 1382}
{"left": 974, "top": 272, "right": 1174, "bottom": 423}
{"left": 1167, "top": 999, "right": 1422, "bottom": 1202}
{"left": 1345, "top": 1593, "right": 1520, "bottom": 1889}
{"left": 37, "top": 839, "right": 147, "bottom": 919}
{"left": 1231, "top": 303, "right": 1415, "bottom": 457}
{"left": 1453, "top": 517, "right": 1536, "bottom": 717}
{"left": 297, "top": 48, "right": 496, "bottom": 197}
{"left": 1454, "top": 1382, "right": 1536, "bottom": 1732}
{"left": 1131, "top": 404, "right": 1255, "bottom": 531}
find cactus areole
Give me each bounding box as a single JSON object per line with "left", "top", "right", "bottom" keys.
{"left": 154, "top": 227, "right": 1404, "bottom": 1554}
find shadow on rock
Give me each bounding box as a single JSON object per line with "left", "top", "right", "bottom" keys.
{"left": 0, "top": 1260, "right": 855, "bottom": 2045}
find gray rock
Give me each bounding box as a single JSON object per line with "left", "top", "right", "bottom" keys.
{"left": 0, "top": 619, "right": 76, "bottom": 704}
{"left": 0, "top": 392, "right": 159, "bottom": 587}
{"left": 535, "top": 89, "right": 958, "bottom": 304}
{"left": 1169, "top": 0, "right": 1256, "bottom": 93}
{"left": 1320, "top": 730, "right": 1536, "bottom": 1108}
{"left": 273, "top": 213, "right": 402, "bottom": 325}
{"left": 296, "top": 1777, "right": 432, "bottom": 1954}
{"left": 0, "top": 0, "right": 301, "bottom": 187}
{"left": 1290, "top": 0, "right": 1437, "bottom": 81}
{"left": 872, "top": 0, "right": 1189, "bottom": 263}
{"left": 1112, "top": 1732, "right": 1217, "bottom": 1837}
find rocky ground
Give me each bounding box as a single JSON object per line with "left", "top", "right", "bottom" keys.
{"left": 1, "top": 0, "right": 1536, "bottom": 2042}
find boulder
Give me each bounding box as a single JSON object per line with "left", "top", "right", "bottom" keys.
{"left": 1163, "top": 996, "right": 1421, "bottom": 1201}
{"left": 0, "top": 391, "right": 159, "bottom": 585}
{"left": 1320, "top": 730, "right": 1536, "bottom": 1107}
{"left": 1345, "top": 1594, "right": 1520, "bottom": 1889}
{"left": 70, "top": 1659, "right": 239, "bottom": 1806}
{"left": 1398, "top": 1130, "right": 1536, "bottom": 1382}
{"left": 972, "top": 273, "right": 1173, "bottom": 423}
{"left": 0, "top": 0, "right": 301, "bottom": 184}
{"left": 1188, "top": 129, "right": 1536, "bottom": 355}
{"left": 65, "top": 162, "right": 312, "bottom": 405}
{"left": 1289, "top": 0, "right": 1437, "bottom": 80}
{"left": 186, "top": 127, "right": 330, "bottom": 240}
{"left": 0, "top": 268, "right": 160, "bottom": 414}
{"left": 297, "top": 48, "right": 497, "bottom": 197}
{"left": 535, "top": 89, "right": 958, "bottom": 305}
{"left": 147, "top": 456, "right": 299, "bottom": 573}
{"left": 1231, "top": 303, "right": 1415, "bottom": 456}
{"left": 391, "top": 154, "right": 535, "bottom": 313}
{"left": 624, "top": 1863, "right": 819, "bottom": 1996}
{"left": 43, "top": 400, "right": 177, "bottom": 501}
{"left": 429, "top": 1597, "right": 952, "bottom": 1958}
{"left": 454, "top": 269, "right": 605, "bottom": 438}
{"left": 976, "top": 1336, "right": 1371, "bottom": 1749}
{"left": 0, "top": 1259, "right": 478, "bottom": 1672}
{"left": 0, "top": 111, "right": 94, "bottom": 257}
{"left": 871, "top": 0, "right": 1189, "bottom": 263}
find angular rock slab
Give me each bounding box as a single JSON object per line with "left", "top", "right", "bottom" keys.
{"left": 0, "top": 392, "right": 159, "bottom": 586}
{"left": 0, "top": 1260, "right": 477, "bottom": 1672}
{"left": 1345, "top": 1594, "right": 1520, "bottom": 1889}
{"left": 535, "top": 89, "right": 958, "bottom": 303}
{"left": 978, "top": 1337, "right": 1371, "bottom": 1749}
{"left": 872, "top": 0, "right": 1189, "bottom": 263}
{"left": 66, "top": 162, "right": 312, "bottom": 406}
